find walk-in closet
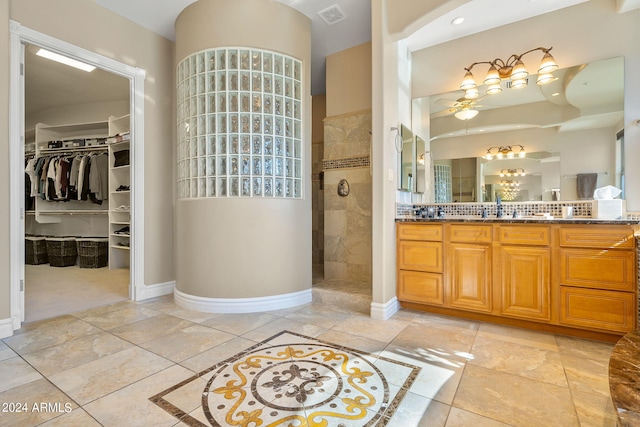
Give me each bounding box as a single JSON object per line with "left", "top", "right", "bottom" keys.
{"left": 23, "top": 43, "right": 131, "bottom": 322}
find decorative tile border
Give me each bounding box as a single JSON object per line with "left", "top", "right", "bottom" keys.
{"left": 323, "top": 155, "right": 370, "bottom": 171}
{"left": 150, "top": 330, "right": 420, "bottom": 426}
{"left": 396, "top": 202, "right": 640, "bottom": 219}
{"left": 397, "top": 201, "right": 595, "bottom": 218}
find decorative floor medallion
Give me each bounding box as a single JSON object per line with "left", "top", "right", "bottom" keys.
{"left": 150, "top": 331, "right": 421, "bottom": 426}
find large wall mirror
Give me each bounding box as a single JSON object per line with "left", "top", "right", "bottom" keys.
{"left": 422, "top": 56, "right": 624, "bottom": 203}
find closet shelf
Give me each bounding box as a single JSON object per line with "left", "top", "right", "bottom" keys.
{"left": 111, "top": 245, "right": 130, "bottom": 250}
{"left": 37, "top": 145, "right": 108, "bottom": 155}
{"left": 112, "top": 165, "right": 130, "bottom": 171}
{"left": 110, "top": 221, "right": 130, "bottom": 225}
{"left": 111, "top": 190, "right": 131, "bottom": 194}
{"left": 110, "top": 234, "right": 130, "bottom": 238}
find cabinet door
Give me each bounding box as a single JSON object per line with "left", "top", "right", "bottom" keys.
{"left": 449, "top": 243, "right": 492, "bottom": 312}
{"left": 397, "top": 241, "right": 443, "bottom": 272}
{"left": 560, "top": 287, "right": 636, "bottom": 333}
{"left": 560, "top": 248, "right": 635, "bottom": 291}
{"left": 398, "top": 270, "right": 444, "bottom": 305}
{"left": 500, "top": 246, "right": 551, "bottom": 321}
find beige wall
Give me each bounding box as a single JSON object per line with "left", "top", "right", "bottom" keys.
{"left": 326, "top": 42, "right": 372, "bottom": 117}
{"left": 174, "top": 0, "right": 312, "bottom": 299}
{"left": 5, "top": 0, "right": 175, "bottom": 302}
{"left": 0, "top": 0, "right": 10, "bottom": 320}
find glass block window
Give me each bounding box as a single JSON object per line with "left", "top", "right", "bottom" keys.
{"left": 434, "top": 164, "right": 452, "bottom": 203}
{"left": 177, "top": 48, "right": 303, "bottom": 199}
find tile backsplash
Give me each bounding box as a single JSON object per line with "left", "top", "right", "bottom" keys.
{"left": 396, "top": 201, "right": 632, "bottom": 219}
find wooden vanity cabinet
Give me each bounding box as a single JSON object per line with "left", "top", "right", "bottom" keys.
{"left": 397, "top": 221, "right": 638, "bottom": 338}
{"left": 558, "top": 226, "right": 637, "bottom": 333}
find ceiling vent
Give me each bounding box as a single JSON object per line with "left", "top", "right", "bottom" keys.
{"left": 317, "top": 4, "right": 347, "bottom": 25}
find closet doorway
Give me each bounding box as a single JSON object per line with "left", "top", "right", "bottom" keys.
{"left": 22, "top": 43, "right": 130, "bottom": 322}
{"left": 23, "top": 43, "right": 131, "bottom": 322}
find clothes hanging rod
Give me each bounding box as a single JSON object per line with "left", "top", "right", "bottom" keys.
{"left": 563, "top": 172, "right": 608, "bottom": 179}
{"left": 36, "top": 210, "right": 109, "bottom": 215}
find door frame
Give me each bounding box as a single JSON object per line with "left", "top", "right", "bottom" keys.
{"left": 8, "top": 21, "right": 146, "bottom": 330}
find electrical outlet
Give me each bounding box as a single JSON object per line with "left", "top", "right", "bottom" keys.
{"left": 388, "top": 169, "right": 394, "bottom": 182}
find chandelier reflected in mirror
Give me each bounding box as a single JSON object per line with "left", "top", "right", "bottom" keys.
{"left": 500, "top": 180, "right": 520, "bottom": 200}
{"left": 484, "top": 145, "right": 526, "bottom": 160}
{"left": 460, "top": 47, "right": 559, "bottom": 99}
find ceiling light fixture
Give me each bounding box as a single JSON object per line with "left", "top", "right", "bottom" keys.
{"left": 454, "top": 106, "right": 479, "bottom": 121}
{"left": 451, "top": 16, "right": 465, "bottom": 25}
{"left": 499, "top": 168, "right": 526, "bottom": 177}
{"left": 483, "top": 145, "right": 526, "bottom": 160}
{"left": 36, "top": 48, "right": 96, "bottom": 72}
{"left": 460, "top": 47, "right": 558, "bottom": 99}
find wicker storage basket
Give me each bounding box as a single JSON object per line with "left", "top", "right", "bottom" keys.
{"left": 76, "top": 238, "right": 108, "bottom": 268}
{"left": 25, "top": 236, "right": 48, "bottom": 265}
{"left": 46, "top": 237, "right": 77, "bottom": 267}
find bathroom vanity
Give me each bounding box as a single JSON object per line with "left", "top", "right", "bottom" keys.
{"left": 396, "top": 218, "right": 640, "bottom": 341}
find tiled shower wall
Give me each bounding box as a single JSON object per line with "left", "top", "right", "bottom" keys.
{"left": 323, "top": 110, "right": 372, "bottom": 283}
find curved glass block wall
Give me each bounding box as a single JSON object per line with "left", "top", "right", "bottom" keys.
{"left": 177, "top": 48, "right": 303, "bottom": 199}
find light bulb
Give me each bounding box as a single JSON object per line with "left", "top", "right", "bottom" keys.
{"left": 511, "top": 78, "right": 528, "bottom": 89}
{"left": 483, "top": 65, "right": 501, "bottom": 86}
{"left": 510, "top": 60, "right": 528, "bottom": 80}
{"left": 465, "top": 88, "right": 479, "bottom": 99}
{"left": 460, "top": 70, "right": 477, "bottom": 90}
{"left": 538, "top": 52, "right": 559, "bottom": 74}
{"left": 486, "top": 84, "right": 502, "bottom": 95}
{"left": 537, "top": 73, "right": 555, "bottom": 85}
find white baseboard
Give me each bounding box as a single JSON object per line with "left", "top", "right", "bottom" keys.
{"left": 0, "top": 317, "right": 15, "bottom": 339}
{"left": 174, "top": 288, "right": 312, "bottom": 313}
{"left": 135, "top": 281, "right": 175, "bottom": 301}
{"left": 370, "top": 297, "right": 400, "bottom": 320}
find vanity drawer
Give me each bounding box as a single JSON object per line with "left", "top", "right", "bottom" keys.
{"left": 397, "top": 241, "right": 443, "bottom": 272}
{"left": 560, "top": 248, "right": 635, "bottom": 291}
{"left": 449, "top": 224, "right": 492, "bottom": 243}
{"left": 560, "top": 286, "right": 636, "bottom": 333}
{"left": 559, "top": 226, "right": 635, "bottom": 249}
{"left": 398, "top": 270, "right": 444, "bottom": 305}
{"left": 499, "top": 225, "right": 550, "bottom": 246}
{"left": 397, "top": 223, "right": 443, "bottom": 241}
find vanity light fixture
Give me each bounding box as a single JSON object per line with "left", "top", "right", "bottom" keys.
{"left": 36, "top": 48, "right": 96, "bottom": 72}
{"left": 484, "top": 145, "right": 526, "bottom": 160}
{"left": 499, "top": 168, "right": 526, "bottom": 177}
{"left": 460, "top": 47, "right": 558, "bottom": 99}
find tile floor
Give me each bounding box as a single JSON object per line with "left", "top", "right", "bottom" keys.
{"left": 24, "top": 265, "right": 129, "bottom": 323}
{"left": 0, "top": 295, "right": 618, "bottom": 426}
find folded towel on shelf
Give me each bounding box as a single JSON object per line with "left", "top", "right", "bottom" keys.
{"left": 576, "top": 173, "right": 597, "bottom": 199}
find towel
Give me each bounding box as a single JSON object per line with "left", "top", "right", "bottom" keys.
{"left": 576, "top": 173, "right": 597, "bottom": 199}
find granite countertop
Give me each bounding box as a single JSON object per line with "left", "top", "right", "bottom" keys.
{"left": 609, "top": 330, "right": 640, "bottom": 426}
{"left": 396, "top": 216, "right": 640, "bottom": 225}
